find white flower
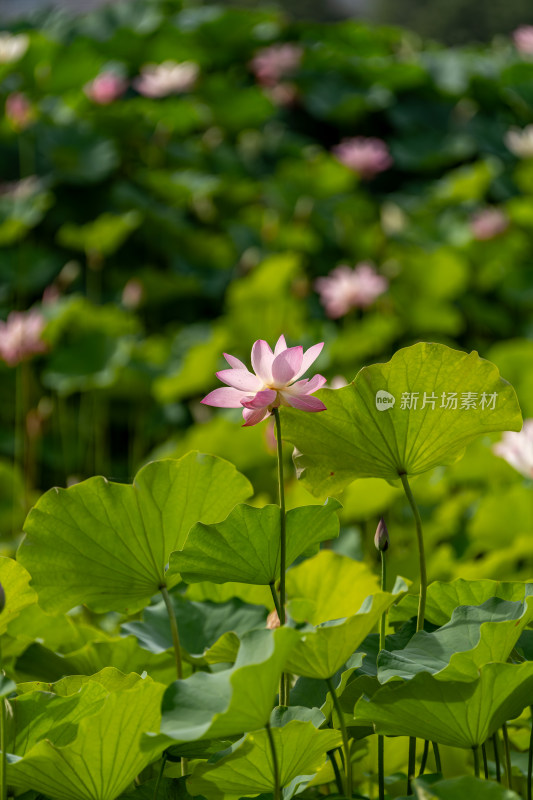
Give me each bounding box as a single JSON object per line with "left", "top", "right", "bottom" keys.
{"left": 0, "top": 32, "right": 29, "bottom": 64}
{"left": 133, "top": 61, "right": 199, "bottom": 98}
{"left": 493, "top": 420, "right": 533, "bottom": 479}
{"left": 505, "top": 125, "right": 533, "bottom": 159}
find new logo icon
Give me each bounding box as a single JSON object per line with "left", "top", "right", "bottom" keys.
{"left": 375, "top": 390, "right": 395, "bottom": 411}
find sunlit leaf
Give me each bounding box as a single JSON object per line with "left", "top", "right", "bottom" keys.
{"left": 8, "top": 675, "right": 166, "bottom": 800}
{"left": 379, "top": 597, "right": 533, "bottom": 683}
{"left": 282, "top": 343, "right": 522, "bottom": 494}
{"left": 354, "top": 662, "right": 533, "bottom": 748}
{"left": 187, "top": 721, "right": 342, "bottom": 800}
{"left": 0, "top": 557, "right": 36, "bottom": 636}
{"left": 286, "top": 550, "right": 381, "bottom": 625}
{"left": 413, "top": 774, "right": 521, "bottom": 799}
{"left": 286, "top": 587, "right": 407, "bottom": 680}
{"left": 390, "top": 578, "right": 533, "bottom": 627}
{"left": 160, "top": 627, "right": 300, "bottom": 742}
{"left": 170, "top": 499, "right": 341, "bottom": 586}
{"left": 17, "top": 453, "right": 252, "bottom": 614}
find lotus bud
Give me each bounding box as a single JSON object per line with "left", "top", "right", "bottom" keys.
{"left": 0, "top": 582, "right": 5, "bottom": 613}
{"left": 374, "top": 517, "right": 389, "bottom": 552}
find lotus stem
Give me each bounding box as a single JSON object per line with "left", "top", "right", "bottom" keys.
{"left": 432, "top": 741, "right": 442, "bottom": 774}
{"left": 0, "top": 639, "right": 6, "bottom": 800}
{"left": 160, "top": 586, "right": 187, "bottom": 777}
{"left": 378, "top": 545, "right": 387, "bottom": 800}
{"left": 273, "top": 408, "right": 289, "bottom": 706}
{"left": 407, "top": 736, "right": 416, "bottom": 795}
{"left": 152, "top": 752, "right": 167, "bottom": 800}
{"left": 326, "top": 676, "right": 352, "bottom": 797}
{"left": 527, "top": 706, "right": 533, "bottom": 800}
{"left": 502, "top": 723, "right": 513, "bottom": 790}
{"left": 418, "top": 739, "right": 429, "bottom": 776}
{"left": 482, "top": 742, "right": 489, "bottom": 780}
{"left": 473, "top": 745, "right": 480, "bottom": 779}
{"left": 328, "top": 748, "right": 344, "bottom": 795}
{"left": 399, "top": 473, "right": 427, "bottom": 633}
{"left": 265, "top": 722, "right": 281, "bottom": 800}
{"left": 493, "top": 732, "right": 501, "bottom": 783}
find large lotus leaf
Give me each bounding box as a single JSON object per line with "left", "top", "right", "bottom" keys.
{"left": 0, "top": 557, "right": 36, "bottom": 636}
{"left": 15, "top": 636, "right": 178, "bottom": 685}
{"left": 354, "top": 662, "right": 533, "bottom": 749}
{"left": 8, "top": 678, "right": 167, "bottom": 800}
{"left": 286, "top": 587, "right": 407, "bottom": 680}
{"left": 18, "top": 667, "right": 144, "bottom": 697}
{"left": 17, "top": 453, "right": 252, "bottom": 614}
{"left": 170, "top": 499, "right": 341, "bottom": 586}
{"left": 390, "top": 578, "right": 533, "bottom": 627}
{"left": 413, "top": 775, "right": 521, "bottom": 800}
{"left": 286, "top": 550, "right": 381, "bottom": 625}
{"left": 290, "top": 655, "right": 364, "bottom": 718}
{"left": 122, "top": 594, "right": 267, "bottom": 662}
{"left": 187, "top": 721, "right": 342, "bottom": 800}
{"left": 379, "top": 597, "right": 533, "bottom": 683}
{"left": 160, "top": 627, "right": 300, "bottom": 742}
{"left": 186, "top": 581, "right": 272, "bottom": 609}
{"left": 281, "top": 343, "right": 522, "bottom": 494}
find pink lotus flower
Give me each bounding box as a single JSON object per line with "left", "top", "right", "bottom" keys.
{"left": 333, "top": 137, "right": 393, "bottom": 180}
{"left": 250, "top": 43, "right": 303, "bottom": 88}
{"left": 5, "top": 92, "right": 33, "bottom": 131}
{"left": 513, "top": 26, "right": 533, "bottom": 55}
{"left": 133, "top": 61, "right": 198, "bottom": 98}
{"left": 315, "top": 263, "right": 388, "bottom": 319}
{"left": 493, "top": 420, "right": 533, "bottom": 479}
{"left": 0, "top": 309, "right": 47, "bottom": 367}
{"left": 201, "top": 336, "right": 327, "bottom": 426}
{"left": 84, "top": 71, "right": 127, "bottom": 105}
{"left": 505, "top": 125, "right": 533, "bottom": 159}
{"left": 470, "top": 208, "right": 508, "bottom": 241}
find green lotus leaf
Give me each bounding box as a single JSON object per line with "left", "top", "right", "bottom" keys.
{"left": 0, "top": 557, "right": 36, "bottom": 636}
{"left": 170, "top": 499, "right": 341, "bottom": 586}
{"left": 18, "top": 667, "right": 144, "bottom": 697}
{"left": 390, "top": 578, "right": 533, "bottom": 627}
{"left": 285, "top": 550, "right": 382, "bottom": 625}
{"left": 122, "top": 594, "right": 267, "bottom": 663}
{"left": 15, "top": 636, "right": 178, "bottom": 685}
{"left": 17, "top": 453, "right": 252, "bottom": 614}
{"left": 281, "top": 343, "right": 522, "bottom": 494}
{"left": 413, "top": 775, "right": 521, "bottom": 800}
{"left": 354, "top": 662, "right": 533, "bottom": 748}
{"left": 160, "top": 627, "right": 301, "bottom": 742}
{"left": 187, "top": 721, "right": 342, "bottom": 800}
{"left": 290, "top": 654, "right": 364, "bottom": 718}
{"left": 8, "top": 676, "right": 166, "bottom": 800}
{"left": 379, "top": 597, "right": 533, "bottom": 683}
{"left": 286, "top": 588, "right": 407, "bottom": 680}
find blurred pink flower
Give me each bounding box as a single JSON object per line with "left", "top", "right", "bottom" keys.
{"left": 5, "top": 92, "right": 33, "bottom": 131}
{"left": 0, "top": 309, "right": 47, "bottom": 367}
{"left": 121, "top": 278, "right": 144, "bottom": 309}
{"left": 133, "top": 61, "right": 198, "bottom": 98}
{"left": 470, "top": 208, "right": 509, "bottom": 241}
{"left": 513, "top": 26, "right": 533, "bottom": 55}
{"left": 315, "top": 263, "right": 388, "bottom": 318}
{"left": 84, "top": 71, "right": 127, "bottom": 105}
{"left": 201, "top": 335, "right": 326, "bottom": 426}
{"left": 250, "top": 43, "right": 303, "bottom": 88}
{"left": 493, "top": 420, "right": 533, "bottom": 479}
{"left": 333, "top": 137, "right": 393, "bottom": 180}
